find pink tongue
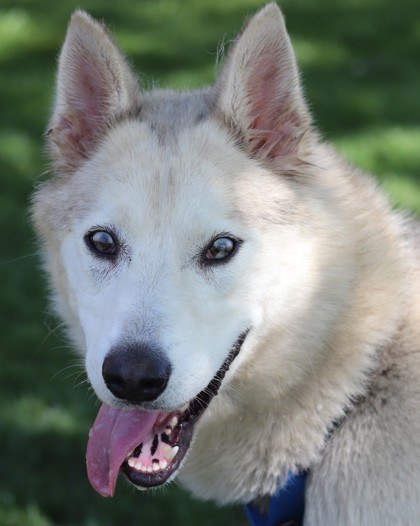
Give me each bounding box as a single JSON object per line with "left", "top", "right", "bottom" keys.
{"left": 86, "top": 403, "right": 159, "bottom": 497}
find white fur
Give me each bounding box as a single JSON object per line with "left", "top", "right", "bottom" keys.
{"left": 32, "top": 4, "right": 420, "bottom": 525}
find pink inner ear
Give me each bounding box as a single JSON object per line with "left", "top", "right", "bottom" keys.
{"left": 248, "top": 56, "right": 280, "bottom": 131}
{"left": 72, "top": 54, "right": 110, "bottom": 120}
{"left": 53, "top": 53, "right": 112, "bottom": 163}
{"left": 246, "top": 50, "right": 302, "bottom": 158}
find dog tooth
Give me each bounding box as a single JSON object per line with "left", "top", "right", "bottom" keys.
{"left": 135, "top": 460, "right": 143, "bottom": 471}
{"left": 167, "top": 446, "right": 179, "bottom": 461}
{"left": 153, "top": 463, "right": 160, "bottom": 472}
{"left": 170, "top": 416, "right": 178, "bottom": 427}
{"left": 147, "top": 466, "right": 153, "bottom": 473}
{"left": 128, "top": 458, "right": 137, "bottom": 468}
{"left": 139, "top": 464, "right": 146, "bottom": 472}
{"left": 164, "top": 427, "right": 172, "bottom": 435}
{"left": 160, "top": 460, "right": 168, "bottom": 470}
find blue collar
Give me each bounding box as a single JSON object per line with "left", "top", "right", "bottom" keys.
{"left": 245, "top": 471, "right": 307, "bottom": 526}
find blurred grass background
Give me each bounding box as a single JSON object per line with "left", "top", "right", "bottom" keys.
{"left": 0, "top": 0, "right": 419, "bottom": 524}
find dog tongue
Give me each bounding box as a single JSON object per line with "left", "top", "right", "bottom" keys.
{"left": 86, "top": 404, "right": 159, "bottom": 497}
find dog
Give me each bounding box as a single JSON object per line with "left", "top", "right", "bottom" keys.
{"left": 32, "top": 3, "right": 420, "bottom": 524}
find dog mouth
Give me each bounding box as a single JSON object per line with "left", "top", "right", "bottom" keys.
{"left": 86, "top": 330, "right": 249, "bottom": 496}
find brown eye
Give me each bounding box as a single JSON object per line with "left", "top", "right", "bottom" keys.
{"left": 86, "top": 230, "right": 117, "bottom": 256}
{"left": 205, "top": 237, "right": 237, "bottom": 262}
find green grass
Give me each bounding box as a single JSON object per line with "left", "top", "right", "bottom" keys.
{"left": 0, "top": 0, "right": 419, "bottom": 525}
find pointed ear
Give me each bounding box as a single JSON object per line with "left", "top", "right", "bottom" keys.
{"left": 216, "top": 3, "right": 311, "bottom": 160}
{"left": 48, "top": 10, "right": 140, "bottom": 172}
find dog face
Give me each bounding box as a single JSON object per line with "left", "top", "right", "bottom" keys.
{"left": 37, "top": 106, "right": 323, "bottom": 411}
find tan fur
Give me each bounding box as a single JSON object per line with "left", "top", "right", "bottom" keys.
{"left": 32, "top": 4, "right": 420, "bottom": 524}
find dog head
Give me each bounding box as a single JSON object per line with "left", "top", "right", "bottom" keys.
{"left": 32, "top": 4, "right": 351, "bottom": 498}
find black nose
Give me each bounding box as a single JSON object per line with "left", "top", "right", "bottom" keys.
{"left": 102, "top": 343, "right": 172, "bottom": 404}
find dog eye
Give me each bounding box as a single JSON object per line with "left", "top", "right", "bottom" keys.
{"left": 85, "top": 230, "right": 117, "bottom": 256}
{"left": 204, "top": 237, "right": 238, "bottom": 262}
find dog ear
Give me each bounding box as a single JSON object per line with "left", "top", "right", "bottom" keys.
{"left": 48, "top": 10, "right": 140, "bottom": 173}
{"left": 216, "top": 3, "right": 311, "bottom": 160}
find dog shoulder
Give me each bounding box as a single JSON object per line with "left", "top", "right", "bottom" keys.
{"left": 306, "top": 316, "right": 420, "bottom": 525}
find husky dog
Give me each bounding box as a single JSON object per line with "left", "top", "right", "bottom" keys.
{"left": 32, "top": 3, "right": 420, "bottom": 524}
